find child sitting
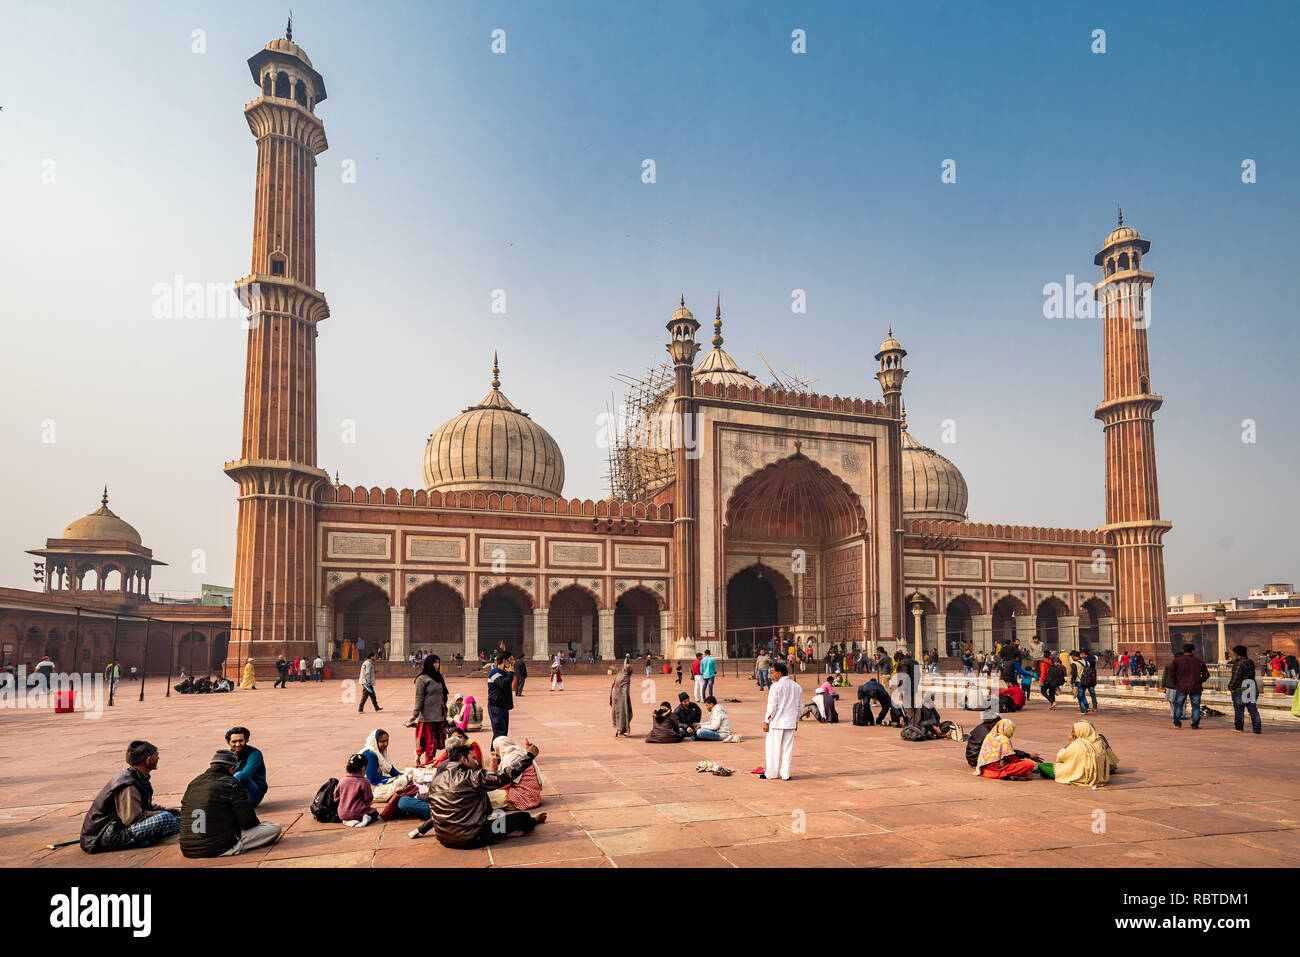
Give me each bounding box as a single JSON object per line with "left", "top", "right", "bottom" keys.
{"left": 335, "top": 754, "right": 378, "bottom": 827}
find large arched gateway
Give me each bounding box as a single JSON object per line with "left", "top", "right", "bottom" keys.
{"left": 722, "top": 451, "right": 868, "bottom": 653}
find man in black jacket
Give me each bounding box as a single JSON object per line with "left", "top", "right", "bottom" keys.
{"left": 179, "top": 750, "right": 281, "bottom": 858}
{"left": 673, "top": 691, "right": 702, "bottom": 728}
{"left": 1227, "top": 645, "right": 1262, "bottom": 735}
{"left": 80, "top": 741, "right": 181, "bottom": 853}
{"left": 514, "top": 655, "right": 528, "bottom": 697}
{"left": 856, "top": 677, "right": 893, "bottom": 725}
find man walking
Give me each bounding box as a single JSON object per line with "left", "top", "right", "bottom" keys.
{"left": 104, "top": 659, "right": 121, "bottom": 696}
{"left": 1170, "top": 642, "right": 1211, "bottom": 729}
{"left": 487, "top": 653, "right": 514, "bottom": 739}
{"left": 1227, "top": 644, "right": 1262, "bottom": 735}
{"left": 358, "top": 651, "right": 382, "bottom": 712}
{"left": 180, "top": 749, "right": 281, "bottom": 858}
{"left": 691, "top": 653, "right": 704, "bottom": 701}
{"left": 274, "top": 655, "right": 289, "bottom": 689}
{"left": 762, "top": 661, "right": 801, "bottom": 780}
{"left": 700, "top": 649, "right": 717, "bottom": 699}
{"left": 313, "top": 654, "right": 324, "bottom": 681}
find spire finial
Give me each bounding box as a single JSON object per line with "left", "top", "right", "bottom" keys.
{"left": 286, "top": 11, "right": 293, "bottom": 42}
{"left": 1117, "top": 204, "right": 1123, "bottom": 227}
{"left": 888, "top": 324, "right": 893, "bottom": 337}
{"left": 680, "top": 293, "right": 685, "bottom": 308}
{"left": 491, "top": 351, "right": 500, "bottom": 390}
{"left": 101, "top": 485, "right": 108, "bottom": 508}
{"left": 900, "top": 397, "right": 909, "bottom": 431}
{"left": 712, "top": 294, "right": 723, "bottom": 347}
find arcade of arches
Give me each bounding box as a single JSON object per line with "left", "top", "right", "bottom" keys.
{"left": 723, "top": 454, "right": 868, "bottom": 656}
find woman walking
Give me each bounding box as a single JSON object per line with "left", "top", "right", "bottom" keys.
{"left": 550, "top": 653, "right": 565, "bottom": 691}
{"left": 610, "top": 663, "right": 633, "bottom": 737}
{"left": 410, "top": 654, "right": 448, "bottom": 765}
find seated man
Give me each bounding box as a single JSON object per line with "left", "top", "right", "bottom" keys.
{"left": 213, "top": 675, "right": 232, "bottom": 693}
{"left": 915, "top": 693, "right": 958, "bottom": 740}
{"left": 672, "top": 692, "right": 702, "bottom": 729}
{"left": 174, "top": 675, "right": 193, "bottom": 694}
{"left": 413, "top": 739, "right": 547, "bottom": 847}
{"left": 693, "top": 696, "right": 739, "bottom": 742}
{"left": 225, "top": 726, "right": 268, "bottom": 807}
{"left": 80, "top": 741, "right": 181, "bottom": 853}
{"left": 179, "top": 749, "right": 281, "bottom": 858}
{"left": 193, "top": 675, "right": 212, "bottom": 694}
{"left": 856, "top": 677, "right": 893, "bottom": 726}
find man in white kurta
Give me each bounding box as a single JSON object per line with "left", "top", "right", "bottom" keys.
{"left": 763, "top": 662, "right": 802, "bottom": 780}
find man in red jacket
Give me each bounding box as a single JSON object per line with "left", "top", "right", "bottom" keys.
{"left": 1169, "top": 643, "right": 1211, "bottom": 729}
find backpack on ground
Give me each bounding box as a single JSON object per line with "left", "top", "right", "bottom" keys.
{"left": 997, "top": 695, "right": 1018, "bottom": 713}
{"left": 310, "top": 777, "right": 342, "bottom": 823}
{"left": 852, "top": 701, "right": 870, "bottom": 726}
{"left": 900, "top": 724, "right": 928, "bottom": 742}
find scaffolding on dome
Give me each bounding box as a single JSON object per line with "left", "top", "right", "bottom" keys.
{"left": 605, "top": 363, "right": 676, "bottom": 503}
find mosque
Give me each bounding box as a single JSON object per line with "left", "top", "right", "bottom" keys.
{"left": 5, "top": 24, "right": 1179, "bottom": 677}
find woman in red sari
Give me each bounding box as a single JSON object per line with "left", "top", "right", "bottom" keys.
{"left": 976, "top": 718, "right": 1043, "bottom": 779}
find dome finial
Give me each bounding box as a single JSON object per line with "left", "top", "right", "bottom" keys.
{"left": 286, "top": 11, "right": 293, "bottom": 42}
{"left": 712, "top": 294, "right": 723, "bottom": 347}
{"left": 491, "top": 351, "right": 501, "bottom": 390}
{"left": 101, "top": 485, "right": 109, "bottom": 508}
{"left": 1117, "top": 204, "right": 1123, "bottom": 227}
{"left": 900, "top": 397, "right": 908, "bottom": 431}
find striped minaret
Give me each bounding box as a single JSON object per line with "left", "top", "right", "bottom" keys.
{"left": 666, "top": 297, "right": 701, "bottom": 656}
{"left": 224, "top": 21, "right": 331, "bottom": 677}
{"left": 1093, "top": 211, "right": 1173, "bottom": 663}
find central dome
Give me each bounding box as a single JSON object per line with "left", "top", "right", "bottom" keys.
{"left": 62, "top": 488, "right": 143, "bottom": 544}
{"left": 422, "top": 356, "right": 565, "bottom": 498}
{"left": 900, "top": 429, "right": 969, "bottom": 523}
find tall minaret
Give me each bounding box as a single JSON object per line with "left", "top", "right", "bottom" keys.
{"left": 666, "top": 296, "right": 701, "bottom": 655}
{"left": 224, "top": 20, "right": 331, "bottom": 675}
{"left": 874, "top": 328, "right": 908, "bottom": 646}
{"left": 1093, "top": 211, "right": 1172, "bottom": 662}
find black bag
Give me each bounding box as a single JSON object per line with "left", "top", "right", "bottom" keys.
{"left": 997, "top": 695, "right": 1017, "bottom": 713}
{"left": 852, "top": 701, "right": 870, "bottom": 726}
{"left": 1080, "top": 661, "right": 1097, "bottom": 688}
{"left": 900, "top": 724, "right": 928, "bottom": 741}
{"left": 310, "top": 777, "right": 342, "bottom": 823}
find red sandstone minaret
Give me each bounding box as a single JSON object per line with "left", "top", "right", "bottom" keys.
{"left": 1094, "top": 211, "right": 1172, "bottom": 662}
{"left": 666, "top": 297, "right": 702, "bottom": 654}
{"left": 223, "top": 20, "right": 331, "bottom": 676}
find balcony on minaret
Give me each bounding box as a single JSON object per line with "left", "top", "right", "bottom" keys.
{"left": 247, "top": 26, "right": 328, "bottom": 114}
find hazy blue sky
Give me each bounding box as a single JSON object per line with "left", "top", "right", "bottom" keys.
{"left": 1, "top": 0, "right": 1296, "bottom": 600}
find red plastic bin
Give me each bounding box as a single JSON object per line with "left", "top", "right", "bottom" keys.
{"left": 54, "top": 690, "right": 76, "bottom": 713}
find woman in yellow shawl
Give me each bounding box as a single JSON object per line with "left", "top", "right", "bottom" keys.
{"left": 1044, "top": 720, "right": 1115, "bottom": 788}
{"left": 240, "top": 658, "right": 257, "bottom": 690}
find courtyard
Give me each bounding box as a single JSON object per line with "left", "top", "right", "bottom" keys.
{"left": 3, "top": 670, "right": 1299, "bottom": 869}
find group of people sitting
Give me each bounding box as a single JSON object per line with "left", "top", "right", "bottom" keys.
{"left": 968, "top": 715, "right": 1119, "bottom": 787}
{"left": 80, "top": 726, "right": 278, "bottom": 858}
{"left": 173, "top": 671, "right": 232, "bottom": 694}
{"left": 643, "top": 692, "right": 744, "bottom": 743}
{"left": 327, "top": 725, "right": 547, "bottom": 849}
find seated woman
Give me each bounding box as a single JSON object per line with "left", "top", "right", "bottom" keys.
{"left": 1040, "top": 720, "right": 1114, "bottom": 788}
{"left": 361, "top": 729, "right": 409, "bottom": 804}
{"left": 644, "top": 702, "right": 690, "bottom": 743}
{"left": 447, "top": 693, "right": 483, "bottom": 733}
{"left": 817, "top": 677, "right": 840, "bottom": 723}
{"left": 432, "top": 727, "right": 483, "bottom": 769}
{"left": 975, "top": 719, "right": 1046, "bottom": 780}
{"left": 487, "top": 736, "right": 543, "bottom": 811}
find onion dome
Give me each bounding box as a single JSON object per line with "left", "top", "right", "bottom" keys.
{"left": 422, "top": 354, "right": 565, "bottom": 497}
{"left": 61, "top": 488, "right": 143, "bottom": 545}
{"left": 693, "top": 296, "right": 761, "bottom": 389}
{"left": 900, "top": 427, "right": 969, "bottom": 523}
{"left": 1094, "top": 206, "right": 1150, "bottom": 265}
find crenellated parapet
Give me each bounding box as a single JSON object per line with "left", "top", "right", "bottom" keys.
{"left": 316, "top": 484, "right": 674, "bottom": 522}
{"left": 694, "top": 379, "right": 890, "bottom": 418}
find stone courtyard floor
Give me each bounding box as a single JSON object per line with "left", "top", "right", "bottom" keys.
{"left": 4, "top": 671, "right": 1300, "bottom": 868}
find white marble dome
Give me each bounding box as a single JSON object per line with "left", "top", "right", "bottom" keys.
{"left": 900, "top": 429, "right": 969, "bottom": 522}
{"left": 422, "top": 359, "right": 565, "bottom": 498}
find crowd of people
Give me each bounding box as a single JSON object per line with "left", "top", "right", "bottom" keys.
{"left": 74, "top": 633, "right": 1300, "bottom": 862}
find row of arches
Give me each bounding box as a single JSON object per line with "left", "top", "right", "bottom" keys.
{"left": 261, "top": 70, "right": 311, "bottom": 108}
{"left": 1, "top": 622, "right": 229, "bottom": 675}
{"left": 331, "top": 578, "right": 664, "bottom": 659}
{"left": 1104, "top": 250, "right": 1142, "bottom": 276}
{"left": 910, "top": 593, "right": 1114, "bottom": 653}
